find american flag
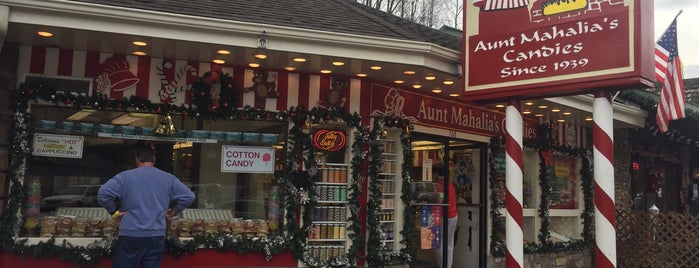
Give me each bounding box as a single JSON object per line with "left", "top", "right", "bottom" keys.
{"left": 473, "top": 0, "right": 529, "bottom": 11}
{"left": 654, "top": 17, "right": 685, "bottom": 133}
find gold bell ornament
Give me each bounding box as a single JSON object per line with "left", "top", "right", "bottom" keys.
{"left": 154, "top": 114, "right": 177, "bottom": 136}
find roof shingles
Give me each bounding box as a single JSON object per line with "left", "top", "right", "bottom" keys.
{"left": 68, "top": 0, "right": 462, "bottom": 51}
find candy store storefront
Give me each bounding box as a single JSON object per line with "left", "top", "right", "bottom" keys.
{"left": 0, "top": 0, "right": 468, "bottom": 265}
{"left": 0, "top": 1, "right": 650, "bottom": 267}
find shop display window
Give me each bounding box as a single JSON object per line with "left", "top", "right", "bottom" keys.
{"left": 549, "top": 155, "right": 579, "bottom": 210}
{"left": 22, "top": 105, "right": 287, "bottom": 238}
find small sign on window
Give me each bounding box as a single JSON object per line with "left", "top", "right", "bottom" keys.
{"left": 221, "top": 145, "right": 275, "bottom": 173}
{"left": 32, "top": 133, "right": 84, "bottom": 159}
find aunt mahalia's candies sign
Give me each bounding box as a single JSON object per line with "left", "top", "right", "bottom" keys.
{"left": 463, "top": 0, "right": 654, "bottom": 100}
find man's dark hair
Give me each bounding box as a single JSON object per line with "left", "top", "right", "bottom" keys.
{"left": 135, "top": 145, "right": 156, "bottom": 163}
{"left": 433, "top": 161, "right": 446, "bottom": 177}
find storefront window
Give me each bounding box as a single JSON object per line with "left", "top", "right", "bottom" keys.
{"left": 22, "top": 105, "right": 286, "bottom": 238}
{"left": 549, "top": 155, "right": 579, "bottom": 210}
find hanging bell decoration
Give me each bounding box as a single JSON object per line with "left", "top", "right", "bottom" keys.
{"left": 380, "top": 128, "right": 389, "bottom": 138}
{"left": 154, "top": 114, "right": 177, "bottom": 136}
{"left": 301, "top": 117, "right": 313, "bottom": 135}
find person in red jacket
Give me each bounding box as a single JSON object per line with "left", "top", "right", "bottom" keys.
{"left": 433, "top": 162, "right": 458, "bottom": 268}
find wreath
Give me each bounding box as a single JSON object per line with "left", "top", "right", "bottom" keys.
{"left": 191, "top": 70, "right": 237, "bottom": 112}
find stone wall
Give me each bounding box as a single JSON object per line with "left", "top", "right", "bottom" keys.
{"left": 488, "top": 248, "right": 593, "bottom": 268}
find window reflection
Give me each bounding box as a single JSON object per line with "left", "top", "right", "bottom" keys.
{"left": 23, "top": 105, "right": 286, "bottom": 238}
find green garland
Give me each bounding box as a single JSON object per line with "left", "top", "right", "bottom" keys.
{"left": 365, "top": 118, "right": 385, "bottom": 266}
{"left": 487, "top": 136, "right": 506, "bottom": 256}
{"left": 489, "top": 123, "right": 593, "bottom": 256}
{"left": 365, "top": 116, "right": 414, "bottom": 266}
{"left": 347, "top": 119, "right": 368, "bottom": 264}
{"left": 398, "top": 124, "right": 416, "bottom": 262}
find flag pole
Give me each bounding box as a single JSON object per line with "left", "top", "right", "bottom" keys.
{"left": 675, "top": 10, "right": 683, "bottom": 20}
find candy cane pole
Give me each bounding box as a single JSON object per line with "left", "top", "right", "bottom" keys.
{"left": 593, "top": 90, "right": 616, "bottom": 267}
{"left": 505, "top": 99, "right": 523, "bottom": 268}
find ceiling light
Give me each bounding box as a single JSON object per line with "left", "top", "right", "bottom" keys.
{"left": 432, "top": 88, "right": 442, "bottom": 93}
{"left": 535, "top": 113, "right": 544, "bottom": 117}
{"left": 562, "top": 111, "right": 572, "bottom": 116}
{"left": 356, "top": 73, "right": 367, "bottom": 77}
{"left": 332, "top": 61, "right": 345, "bottom": 66}
{"left": 132, "top": 41, "right": 148, "bottom": 46}
{"left": 394, "top": 80, "right": 405, "bottom": 84}
{"left": 425, "top": 75, "right": 436, "bottom": 81}
{"left": 522, "top": 109, "right": 532, "bottom": 115}
{"left": 585, "top": 116, "right": 593, "bottom": 121}
{"left": 213, "top": 59, "right": 225, "bottom": 64}
{"left": 320, "top": 69, "right": 332, "bottom": 74}
{"left": 293, "top": 57, "right": 307, "bottom": 62}
{"left": 551, "top": 108, "right": 561, "bottom": 112}
{"left": 66, "top": 109, "right": 97, "bottom": 121}
{"left": 538, "top": 105, "right": 548, "bottom": 109}
{"left": 37, "top": 31, "right": 53, "bottom": 37}
{"left": 132, "top": 51, "right": 147, "bottom": 56}
{"left": 217, "top": 49, "right": 231, "bottom": 55}
{"left": 253, "top": 53, "right": 268, "bottom": 59}
{"left": 412, "top": 83, "right": 422, "bottom": 89}
{"left": 443, "top": 80, "right": 455, "bottom": 85}
{"left": 370, "top": 66, "right": 382, "bottom": 70}
{"left": 495, "top": 104, "right": 505, "bottom": 108}
{"left": 248, "top": 62, "right": 260, "bottom": 68}
{"left": 556, "top": 119, "right": 565, "bottom": 123}
{"left": 449, "top": 93, "right": 460, "bottom": 97}
{"left": 524, "top": 101, "right": 535, "bottom": 106}
{"left": 403, "top": 70, "right": 416, "bottom": 75}
{"left": 284, "top": 66, "right": 296, "bottom": 71}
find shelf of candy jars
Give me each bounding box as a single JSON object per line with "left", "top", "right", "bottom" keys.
{"left": 306, "top": 162, "right": 350, "bottom": 262}
{"left": 377, "top": 138, "right": 398, "bottom": 251}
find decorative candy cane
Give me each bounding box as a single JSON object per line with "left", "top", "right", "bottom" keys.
{"left": 593, "top": 90, "right": 616, "bottom": 268}
{"left": 505, "top": 99, "right": 523, "bottom": 268}
{"left": 157, "top": 61, "right": 196, "bottom": 103}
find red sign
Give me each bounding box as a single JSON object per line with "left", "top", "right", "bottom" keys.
{"left": 313, "top": 130, "right": 347, "bottom": 152}
{"left": 370, "top": 84, "right": 538, "bottom": 138}
{"left": 463, "top": 0, "right": 654, "bottom": 101}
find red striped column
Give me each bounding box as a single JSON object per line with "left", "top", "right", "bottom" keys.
{"left": 505, "top": 99, "right": 523, "bottom": 268}
{"left": 593, "top": 90, "right": 616, "bottom": 267}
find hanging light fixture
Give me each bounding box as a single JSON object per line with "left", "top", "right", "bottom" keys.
{"left": 154, "top": 114, "right": 177, "bottom": 136}
{"left": 254, "top": 31, "right": 269, "bottom": 60}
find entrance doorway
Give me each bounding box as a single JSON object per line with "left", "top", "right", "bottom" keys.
{"left": 409, "top": 133, "right": 486, "bottom": 268}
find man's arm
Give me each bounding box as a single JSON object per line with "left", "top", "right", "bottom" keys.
{"left": 98, "top": 178, "right": 121, "bottom": 214}
{"left": 170, "top": 180, "right": 195, "bottom": 213}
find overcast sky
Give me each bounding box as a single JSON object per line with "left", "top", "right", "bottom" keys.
{"left": 655, "top": 0, "right": 699, "bottom": 78}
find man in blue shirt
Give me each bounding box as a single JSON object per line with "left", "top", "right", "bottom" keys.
{"left": 98, "top": 145, "right": 195, "bottom": 268}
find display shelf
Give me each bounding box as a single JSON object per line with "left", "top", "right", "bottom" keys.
{"left": 306, "top": 163, "right": 350, "bottom": 262}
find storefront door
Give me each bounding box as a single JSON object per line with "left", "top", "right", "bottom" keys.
{"left": 409, "top": 134, "right": 486, "bottom": 268}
